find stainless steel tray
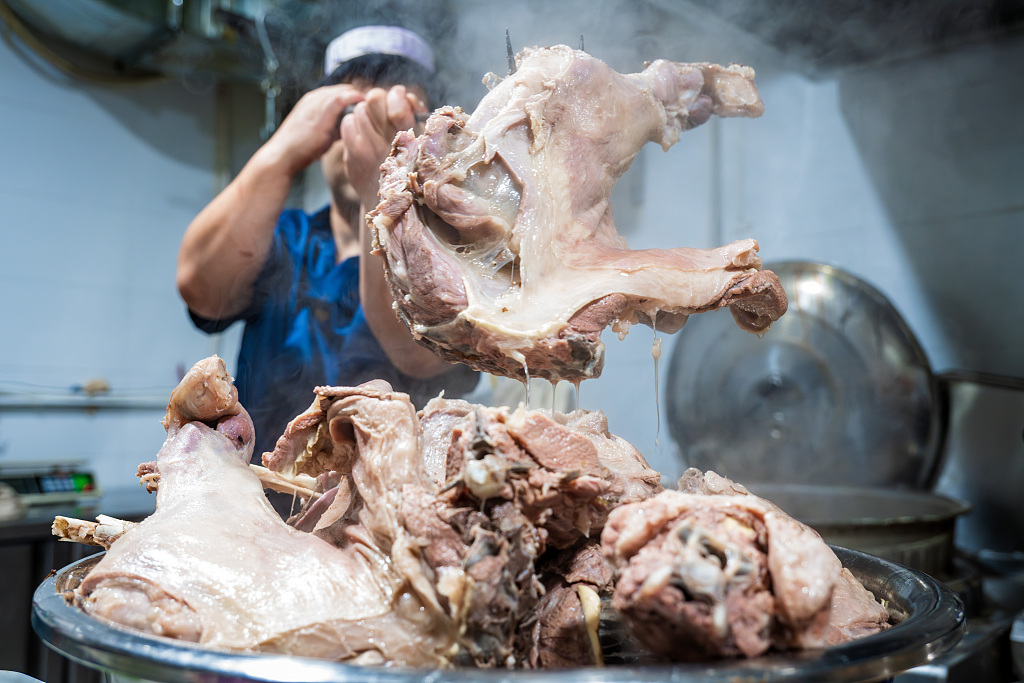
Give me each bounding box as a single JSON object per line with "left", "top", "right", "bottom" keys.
{"left": 33, "top": 547, "right": 963, "bottom": 683}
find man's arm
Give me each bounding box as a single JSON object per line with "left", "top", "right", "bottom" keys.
{"left": 343, "top": 86, "right": 458, "bottom": 379}
{"left": 177, "top": 84, "right": 367, "bottom": 320}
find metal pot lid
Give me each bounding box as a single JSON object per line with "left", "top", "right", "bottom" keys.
{"left": 666, "top": 261, "right": 941, "bottom": 489}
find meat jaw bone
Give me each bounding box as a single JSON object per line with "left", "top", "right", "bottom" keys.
{"left": 371, "top": 45, "right": 787, "bottom": 382}
{"left": 72, "top": 357, "right": 457, "bottom": 664}
{"left": 602, "top": 469, "right": 889, "bottom": 660}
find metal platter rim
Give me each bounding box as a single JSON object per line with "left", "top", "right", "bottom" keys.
{"left": 32, "top": 546, "right": 964, "bottom": 683}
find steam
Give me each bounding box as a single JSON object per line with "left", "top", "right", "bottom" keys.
{"left": 199, "top": 0, "right": 1016, "bottom": 117}
{"left": 252, "top": 0, "right": 459, "bottom": 114}
{"left": 444, "top": 0, "right": 770, "bottom": 109}
{"left": 252, "top": 0, "right": 790, "bottom": 114}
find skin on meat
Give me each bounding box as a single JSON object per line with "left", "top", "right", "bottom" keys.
{"left": 75, "top": 357, "right": 459, "bottom": 665}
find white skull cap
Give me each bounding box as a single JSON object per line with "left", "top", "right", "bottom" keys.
{"left": 324, "top": 25, "right": 435, "bottom": 76}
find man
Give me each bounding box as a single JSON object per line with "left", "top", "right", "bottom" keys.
{"left": 177, "top": 26, "right": 478, "bottom": 474}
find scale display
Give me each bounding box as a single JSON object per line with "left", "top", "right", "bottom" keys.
{"left": 0, "top": 463, "right": 100, "bottom": 505}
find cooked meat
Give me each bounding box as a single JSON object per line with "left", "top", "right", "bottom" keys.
{"left": 601, "top": 469, "right": 889, "bottom": 661}
{"left": 52, "top": 515, "right": 137, "bottom": 549}
{"left": 265, "top": 388, "right": 663, "bottom": 667}
{"left": 674, "top": 468, "right": 890, "bottom": 647}
{"left": 528, "top": 540, "right": 614, "bottom": 668}
{"left": 826, "top": 568, "right": 891, "bottom": 644}
{"left": 60, "top": 360, "right": 886, "bottom": 668}
{"left": 370, "top": 45, "right": 787, "bottom": 382}
{"left": 528, "top": 578, "right": 602, "bottom": 668}
{"left": 159, "top": 355, "right": 241, "bottom": 429}
{"left": 267, "top": 393, "right": 662, "bottom": 551}
{"left": 74, "top": 357, "right": 459, "bottom": 665}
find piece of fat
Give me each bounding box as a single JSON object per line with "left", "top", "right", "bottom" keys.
{"left": 577, "top": 584, "right": 605, "bottom": 667}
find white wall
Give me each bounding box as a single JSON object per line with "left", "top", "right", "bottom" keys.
{"left": 581, "top": 32, "right": 1024, "bottom": 480}
{"left": 720, "top": 35, "right": 1024, "bottom": 378}
{"left": 0, "top": 34, "right": 257, "bottom": 490}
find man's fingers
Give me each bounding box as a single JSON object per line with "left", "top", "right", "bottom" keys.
{"left": 340, "top": 110, "right": 386, "bottom": 205}
{"left": 361, "top": 88, "right": 390, "bottom": 136}
{"left": 386, "top": 85, "right": 415, "bottom": 132}
{"left": 316, "top": 84, "right": 364, "bottom": 123}
{"left": 339, "top": 110, "right": 358, "bottom": 150}
{"left": 405, "top": 91, "right": 430, "bottom": 134}
{"left": 340, "top": 111, "right": 375, "bottom": 163}
{"left": 322, "top": 82, "right": 365, "bottom": 106}
{"left": 406, "top": 91, "right": 428, "bottom": 115}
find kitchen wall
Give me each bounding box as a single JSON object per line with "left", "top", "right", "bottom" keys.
{"left": 723, "top": 33, "right": 1024, "bottom": 380}
{"left": 593, "top": 29, "right": 1024, "bottom": 480}
{"left": 0, "top": 30, "right": 260, "bottom": 490}
{"left": 0, "top": 3, "right": 1020, "bottom": 491}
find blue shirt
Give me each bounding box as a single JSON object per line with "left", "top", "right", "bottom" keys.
{"left": 189, "top": 207, "right": 477, "bottom": 458}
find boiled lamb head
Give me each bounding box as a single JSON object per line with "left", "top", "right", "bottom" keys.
{"left": 72, "top": 357, "right": 460, "bottom": 664}
{"left": 370, "top": 45, "right": 788, "bottom": 382}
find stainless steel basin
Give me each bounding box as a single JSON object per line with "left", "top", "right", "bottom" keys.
{"left": 33, "top": 547, "right": 964, "bottom": 683}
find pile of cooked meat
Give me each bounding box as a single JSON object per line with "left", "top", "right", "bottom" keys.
{"left": 55, "top": 356, "right": 888, "bottom": 666}
{"left": 369, "top": 44, "right": 787, "bottom": 383}
{"left": 52, "top": 47, "right": 884, "bottom": 667}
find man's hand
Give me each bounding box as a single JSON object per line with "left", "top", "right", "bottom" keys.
{"left": 264, "top": 83, "right": 367, "bottom": 176}
{"left": 341, "top": 84, "right": 427, "bottom": 208}
{"left": 346, "top": 84, "right": 447, "bottom": 379}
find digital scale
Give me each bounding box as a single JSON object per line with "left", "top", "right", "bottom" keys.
{"left": 0, "top": 460, "right": 100, "bottom": 506}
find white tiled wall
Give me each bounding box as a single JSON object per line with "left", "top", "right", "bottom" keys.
{"left": 720, "top": 35, "right": 1024, "bottom": 380}
{"left": 0, "top": 37, "right": 256, "bottom": 489}
{"left": 586, "top": 33, "right": 1024, "bottom": 479}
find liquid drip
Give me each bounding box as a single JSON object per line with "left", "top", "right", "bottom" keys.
{"left": 652, "top": 312, "right": 663, "bottom": 450}
{"left": 549, "top": 380, "right": 558, "bottom": 415}
{"left": 523, "top": 361, "right": 532, "bottom": 409}
{"left": 573, "top": 380, "right": 581, "bottom": 413}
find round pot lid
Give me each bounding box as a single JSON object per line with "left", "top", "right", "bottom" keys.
{"left": 666, "top": 261, "right": 941, "bottom": 489}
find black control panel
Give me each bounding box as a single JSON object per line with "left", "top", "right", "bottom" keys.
{"left": 0, "top": 468, "right": 98, "bottom": 504}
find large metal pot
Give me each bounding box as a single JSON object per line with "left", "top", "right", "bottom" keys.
{"left": 932, "top": 370, "right": 1024, "bottom": 613}
{"left": 33, "top": 549, "right": 964, "bottom": 683}
{"left": 932, "top": 371, "right": 1024, "bottom": 557}
{"left": 746, "top": 484, "right": 970, "bottom": 579}
{"left": 666, "top": 261, "right": 943, "bottom": 490}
